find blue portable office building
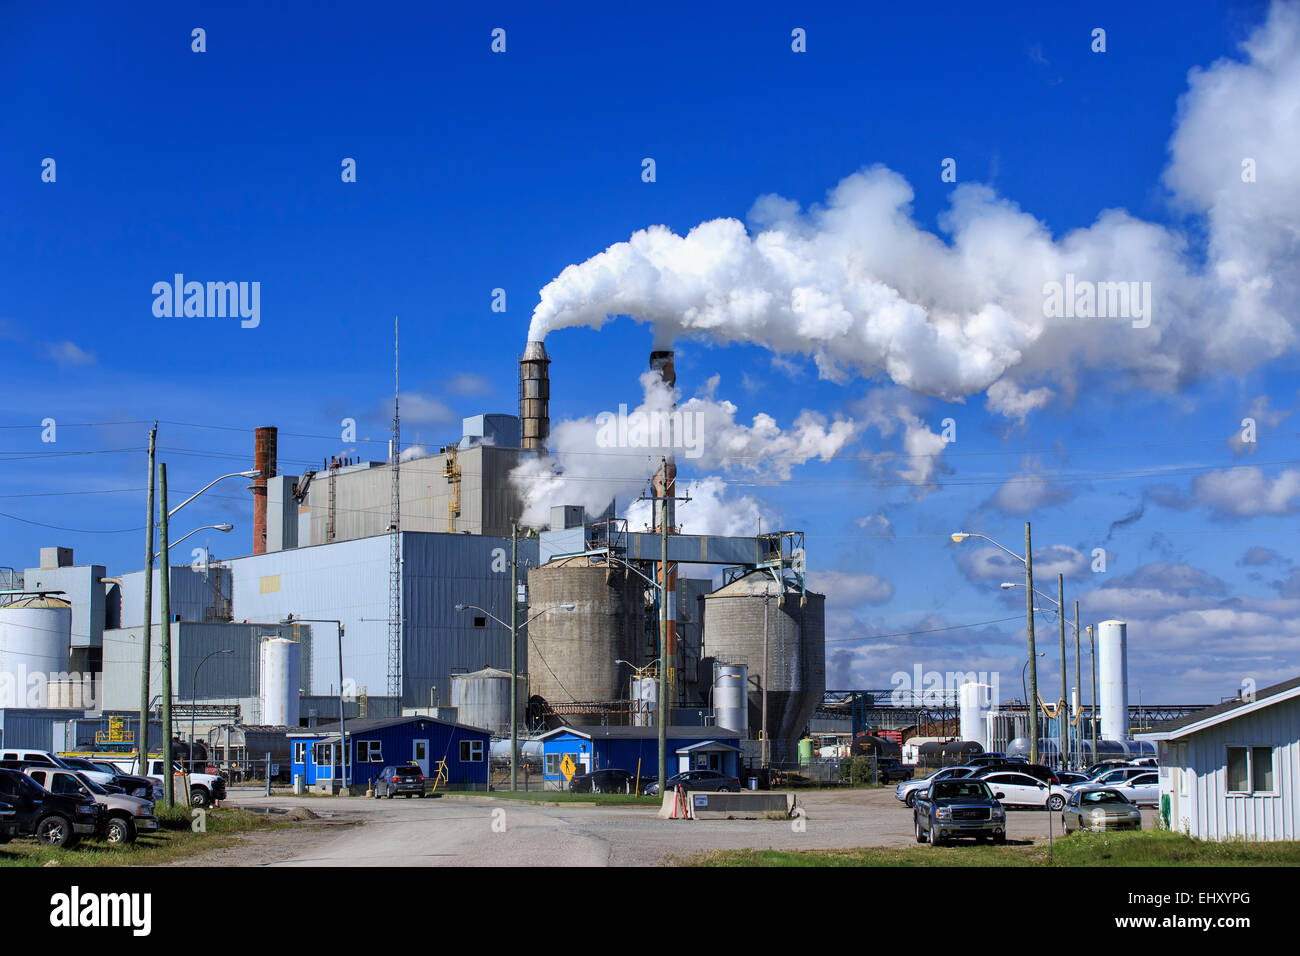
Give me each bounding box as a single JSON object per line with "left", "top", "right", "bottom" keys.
{"left": 289, "top": 715, "right": 491, "bottom": 790}
{"left": 538, "top": 725, "right": 743, "bottom": 787}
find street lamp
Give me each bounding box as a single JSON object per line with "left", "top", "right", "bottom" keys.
{"left": 281, "top": 616, "right": 347, "bottom": 789}
{"left": 953, "top": 525, "right": 1040, "bottom": 765}
{"left": 455, "top": 602, "right": 573, "bottom": 791}
{"left": 153, "top": 523, "right": 233, "bottom": 561}
{"left": 191, "top": 649, "right": 233, "bottom": 773}
{"left": 1002, "top": 578, "right": 1077, "bottom": 769}
{"left": 152, "top": 468, "right": 259, "bottom": 807}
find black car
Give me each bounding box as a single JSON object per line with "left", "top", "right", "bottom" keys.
{"left": 373, "top": 764, "right": 427, "bottom": 798}
{"left": 964, "top": 753, "right": 1007, "bottom": 768}
{"left": 58, "top": 757, "right": 159, "bottom": 799}
{"left": 643, "top": 769, "right": 741, "bottom": 796}
{"left": 971, "top": 763, "right": 1058, "bottom": 785}
{"left": 0, "top": 768, "right": 103, "bottom": 848}
{"left": 913, "top": 778, "right": 1007, "bottom": 845}
{"left": 875, "top": 758, "right": 914, "bottom": 784}
{"left": 0, "top": 798, "right": 16, "bottom": 842}
{"left": 569, "top": 769, "right": 638, "bottom": 794}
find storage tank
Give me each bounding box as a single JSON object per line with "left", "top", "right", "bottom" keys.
{"left": 260, "top": 637, "right": 300, "bottom": 727}
{"left": 631, "top": 675, "right": 657, "bottom": 727}
{"left": 526, "top": 555, "right": 643, "bottom": 707}
{"left": 0, "top": 596, "right": 72, "bottom": 704}
{"left": 701, "top": 572, "right": 825, "bottom": 764}
{"left": 451, "top": 667, "right": 522, "bottom": 737}
{"left": 1098, "top": 620, "right": 1129, "bottom": 741}
{"left": 958, "top": 681, "right": 992, "bottom": 752}
{"left": 712, "top": 663, "right": 748, "bottom": 735}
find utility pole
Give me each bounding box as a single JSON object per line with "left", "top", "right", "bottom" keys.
{"left": 1073, "top": 600, "right": 1081, "bottom": 770}
{"left": 158, "top": 463, "right": 174, "bottom": 807}
{"left": 1088, "top": 624, "right": 1098, "bottom": 761}
{"left": 509, "top": 522, "right": 519, "bottom": 792}
{"left": 1025, "top": 522, "right": 1039, "bottom": 765}
{"left": 138, "top": 423, "right": 157, "bottom": 767}
{"left": 762, "top": 590, "right": 770, "bottom": 768}
{"left": 1058, "top": 573, "right": 1067, "bottom": 771}
{"left": 657, "top": 480, "right": 668, "bottom": 798}
{"left": 388, "top": 316, "right": 402, "bottom": 702}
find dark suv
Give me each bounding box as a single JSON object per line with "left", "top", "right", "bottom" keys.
{"left": 0, "top": 768, "right": 103, "bottom": 848}
{"left": 914, "top": 778, "right": 1007, "bottom": 845}
{"left": 569, "top": 769, "right": 637, "bottom": 794}
{"left": 876, "top": 758, "right": 913, "bottom": 784}
{"left": 373, "top": 764, "right": 426, "bottom": 798}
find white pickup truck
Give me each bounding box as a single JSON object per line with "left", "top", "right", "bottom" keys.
{"left": 73, "top": 754, "right": 226, "bottom": 808}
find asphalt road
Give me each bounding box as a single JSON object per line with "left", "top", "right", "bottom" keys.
{"left": 195, "top": 787, "right": 1153, "bottom": 867}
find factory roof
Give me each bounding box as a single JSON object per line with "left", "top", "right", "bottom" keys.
{"left": 538, "top": 725, "right": 743, "bottom": 741}
{"left": 1136, "top": 674, "right": 1300, "bottom": 741}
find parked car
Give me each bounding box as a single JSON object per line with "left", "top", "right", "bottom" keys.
{"left": 1102, "top": 772, "right": 1160, "bottom": 807}
{"left": 81, "top": 754, "right": 226, "bottom": 808}
{"left": 895, "top": 766, "right": 975, "bottom": 807}
{"left": 0, "top": 798, "right": 16, "bottom": 843}
{"left": 373, "top": 764, "right": 426, "bottom": 798}
{"left": 971, "top": 763, "right": 1058, "bottom": 786}
{"left": 1061, "top": 787, "right": 1143, "bottom": 834}
{"left": 0, "top": 768, "right": 103, "bottom": 848}
{"left": 875, "top": 758, "right": 914, "bottom": 784}
{"left": 1077, "top": 766, "right": 1150, "bottom": 789}
{"left": 1084, "top": 759, "right": 1131, "bottom": 777}
{"left": 569, "top": 769, "right": 637, "bottom": 794}
{"left": 913, "top": 778, "right": 1007, "bottom": 845}
{"left": 23, "top": 767, "right": 158, "bottom": 845}
{"left": 643, "top": 769, "right": 740, "bottom": 796}
{"left": 975, "top": 770, "right": 1068, "bottom": 810}
{"left": 964, "top": 753, "right": 1007, "bottom": 768}
{"left": 1054, "top": 771, "right": 1091, "bottom": 787}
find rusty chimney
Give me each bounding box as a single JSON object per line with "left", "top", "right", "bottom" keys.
{"left": 252, "top": 426, "right": 278, "bottom": 554}
{"left": 649, "top": 349, "right": 678, "bottom": 531}
{"left": 520, "top": 340, "right": 551, "bottom": 452}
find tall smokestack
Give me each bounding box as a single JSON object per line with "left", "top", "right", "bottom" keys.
{"left": 252, "top": 426, "right": 278, "bottom": 555}
{"left": 520, "top": 340, "right": 551, "bottom": 452}
{"left": 650, "top": 349, "right": 679, "bottom": 704}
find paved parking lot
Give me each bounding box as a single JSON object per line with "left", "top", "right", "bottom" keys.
{"left": 193, "top": 787, "right": 1152, "bottom": 867}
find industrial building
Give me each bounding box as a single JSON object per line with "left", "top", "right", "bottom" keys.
{"left": 0, "top": 341, "right": 828, "bottom": 773}
{"left": 1138, "top": 675, "right": 1300, "bottom": 842}
{"left": 289, "top": 715, "right": 492, "bottom": 791}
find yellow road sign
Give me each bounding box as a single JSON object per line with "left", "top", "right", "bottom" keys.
{"left": 560, "top": 755, "right": 576, "bottom": 781}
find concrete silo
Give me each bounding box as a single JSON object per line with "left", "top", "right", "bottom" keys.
{"left": 526, "top": 555, "right": 643, "bottom": 708}
{"left": 452, "top": 667, "right": 524, "bottom": 737}
{"left": 701, "top": 572, "right": 825, "bottom": 765}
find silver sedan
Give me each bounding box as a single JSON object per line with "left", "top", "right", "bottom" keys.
{"left": 1061, "top": 787, "right": 1142, "bottom": 834}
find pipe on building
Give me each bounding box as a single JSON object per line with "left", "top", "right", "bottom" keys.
{"left": 252, "top": 426, "right": 278, "bottom": 554}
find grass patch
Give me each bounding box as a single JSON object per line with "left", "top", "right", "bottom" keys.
{"left": 0, "top": 806, "right": 295, "bottom": 867}
{"left": 681, "top": 830, "right": 1300, "bottom": 867}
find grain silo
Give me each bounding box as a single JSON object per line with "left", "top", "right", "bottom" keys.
{"left": 701, "top": 572, "right": 825, "bottom": 764}
{"left": 452, "top": 667, "right": 524, "bottom": 737}
{"left": 526, "top": 555, "right": 643, "bottom": 709}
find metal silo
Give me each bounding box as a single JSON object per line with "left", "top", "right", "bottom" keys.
{"left": 451, "top": 667, "right": 519, "bottom": 736}
{"left": 526, "top": 556, "right": 643, "bottom": 708}
{"left": 260, "top": 637, "right": 300, "bottom": 727}
{"left": 958, "top": 681, "right": 992, "bottom": 751}
{"left": 712, "top": 662, "right": 748, "bottom": 735}
{"left": 1098, "top": 620, "right": 1129, "bottom": 741}
{"left": 701, "top": 572, "right": 825, "bottom": 765}
{"left": 0, "top": 596, "right": 72, "bottom": 703}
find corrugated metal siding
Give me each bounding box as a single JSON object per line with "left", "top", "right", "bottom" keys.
{"left": 118, "top": 565, "right": 230, "bottom": 628}
{"left": 0, "top": 708, "right": 67, "bottom": 750}
{"left": 20, "top": 564, "right": 106, "bottom": 648}
{"left": 1169, "top": 694, "right": 1298, "bottom": 841}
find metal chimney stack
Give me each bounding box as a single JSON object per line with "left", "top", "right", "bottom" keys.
{"left": 252, "top": 426, "right": 278, "bottom": 554}
{"left": 520, "top": 341, "right": 551, "bottom": 452}
{"left": 650, "top": 348, "right": 679, "bottom": 705}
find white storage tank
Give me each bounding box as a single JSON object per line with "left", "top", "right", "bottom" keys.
{"left": 451, "top": 667, "right": 521, "bottom": 737}
{"left": 1098, "top": 620, "right": 1129, "bottom": 741}
{"left": 712, "top": 663, "right": 748, "bottom": 735}
{"left": 260, "top": 637, "right": 300, "bottom": 727}
{"left": 958, "top": 681, "right": 992, "bottom": 752}
{"left": 631, "top": 676, "right": 657, "bottom": 727}
{"left": 0, "top": 596, "right": 72, "bottom": 703}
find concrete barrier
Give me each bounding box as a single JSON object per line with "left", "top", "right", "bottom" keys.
{"left": 657, "top": 788, "right": 797, "bottom": 820}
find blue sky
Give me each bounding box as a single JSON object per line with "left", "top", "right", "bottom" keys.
{"left": 3, "top": 1, "right": 1298, "bottom": 704}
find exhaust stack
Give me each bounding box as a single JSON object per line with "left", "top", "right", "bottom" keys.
{"left": 252, "top": 426, "right": 278, "bottom": 554}
{"left": 520, "top": 340, "right": 551, "bottom": 452}
{"left": 650, "top": 349, "right": 679, "bottom": 704}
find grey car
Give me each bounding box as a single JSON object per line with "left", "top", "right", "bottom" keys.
{"left": 373, "top": 764, "right": 427, "bottom": 798}
{"left": 1061, "top": 787, "right": 1142, "bottom": 834}
{"left": 895, "top": 766, "right": 975, "bottom": 807}
{"left": 643, "top": 769, "right": 740, "bottom": 796}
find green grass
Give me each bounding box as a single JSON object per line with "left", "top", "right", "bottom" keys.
{"left": 682, "top": 830, "right": 1300, "bottom": 867}
{"left": 0, "top": 806, "right": 295, "bottom": 867}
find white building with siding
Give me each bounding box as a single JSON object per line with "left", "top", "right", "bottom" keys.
{"left": 1137, "top": 675, "right": 1298, "bottom": 842}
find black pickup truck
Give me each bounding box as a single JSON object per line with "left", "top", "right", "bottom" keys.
{"left": 0, "top": 768, "right": 103, "bottom": 848}
{"left": 876, "top": 758, "right": 914, "bottom": 785}
{"left": 913, "top": 777, "right": 1007, "bottom": 846}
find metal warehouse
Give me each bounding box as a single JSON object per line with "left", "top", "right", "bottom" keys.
{"left": 290, "top": 715, "right": 491, "bottom": 792}
{"left": 1138, "top": 674, "right": 1299, "bottom": 841}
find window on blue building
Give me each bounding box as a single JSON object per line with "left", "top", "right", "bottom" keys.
{"left": 460, "top": 740, "right": 484, "bottom": 762}
{"left": 358, "top": 741, "right": 383, "bottom": 762}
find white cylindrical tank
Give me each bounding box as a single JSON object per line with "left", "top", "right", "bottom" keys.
{"left": 0, "top": 597, "right": 72, "bottom": 706}
{"left": 260, "top": 638, "right": 300, "bottom": 727}
{"left": 958, "top": 682, "right": 992, "bottom": 752}
{"left": 631, "top": 676, "right": 658, "bottom": 727}
{"left": 713, "top": 664, "right": 748, "bottom": 736}
{"left": 1098, "top": 620, "right": 1128, "bottom": 741}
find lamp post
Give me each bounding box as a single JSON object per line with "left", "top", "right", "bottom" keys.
{"left": 157, "top": 467, "right": 258, "bottom": 806}
{"left": 1087, "top": 624, "right": 1098, "bottom": 763}
{"left": 191, "top": 649, "right": 233, "bottom": 772}
{"left": 281, "top": 617, "right": 346, "bottom": 788}
{"left": 1000, "top": 577, "right": 1074, "bottom": 769}
{"left": 953, "top": 524, "right": 1039, "bottom": 764}
{"left": 1021, "top": 651, "right": 1046, "bottom": 753}
{"left": 153, "top": 523, "right": 233, "bottom": 561}
{"left": 455, "top": 602, "right": 574, "bottom": 791}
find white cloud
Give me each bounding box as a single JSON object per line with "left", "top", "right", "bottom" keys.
{"left": 807, "top": 570, "right": 895, "bottom": 606}
{"left": 43, "top": 341, "right": 96, "bottom": 367}
{"left": 1192, "top": 466, "right": 1300, "bottom": 517}
{"left": 444, "top": 372, "right": 494, "bottom": 397}
{"left": 985, "top": 379, "right": 1054, "bottom": 422}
